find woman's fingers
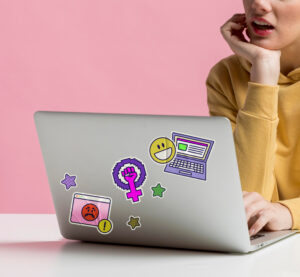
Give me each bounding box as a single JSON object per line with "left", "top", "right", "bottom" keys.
{"left": 221, "top": 16, "right": 246, "bottom": 41}
{"left": 249, "top": 211, "right": 270, "bottom": 236}
{"left": 232, "top": 25, "right": 248, "bottom": 43}
{"left": 220, "top": 13, "right": 255, "bottom": 60}
{"left": 243, "top": 191, "right": 262, "bottom": 208}
{"left": 242, "top": 191, "right": 270, "bottom": 232}
{"left": 229, "top": 13, "right": 246, "bottom": 23}
{"left": 245, "top": 199, "right": 266, "bottom": 222}
{"left": 242, "top": 191, "right": 293, "bottom": 235}
{"left": 221, "top": 13, "right": 246, "bottom": 31}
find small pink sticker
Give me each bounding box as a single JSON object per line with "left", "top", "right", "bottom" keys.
{"left": 70, "top": 192, "right": 111, "bottom": 227}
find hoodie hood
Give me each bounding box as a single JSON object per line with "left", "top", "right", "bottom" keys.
{"left": 237, "top": 55, "right": 300, "bottom": 85}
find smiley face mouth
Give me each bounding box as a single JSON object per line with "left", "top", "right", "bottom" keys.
{"left": 154, "top": 147, "right": 172, "bottom": 160}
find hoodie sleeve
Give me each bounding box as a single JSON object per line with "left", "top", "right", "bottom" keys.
{"left": 206, "top": 62, "right": 282, "bottom": 209}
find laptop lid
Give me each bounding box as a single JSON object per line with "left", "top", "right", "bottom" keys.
{"left": 34, "top": 111, "right": 251, "bottom": 253}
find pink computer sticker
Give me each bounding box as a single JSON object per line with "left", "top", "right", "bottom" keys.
{"left": 69, "top": 192, "right": 113, "bottom": 234}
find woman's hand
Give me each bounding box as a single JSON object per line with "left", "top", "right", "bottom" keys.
{"left": 220, "top": 13, "right": 281, "bottom": 64}
{"left": 220, "top": 13, "right": 281, "bottom": 85}
{"left": 243, "top": 191, "right": 293, "bottom": 236}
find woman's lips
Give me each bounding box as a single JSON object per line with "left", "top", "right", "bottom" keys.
{"left": 250, "top": 17, "right": 274, "bottom": 26}
{"left": 250, "top": 22, "right": 275, "bottom": 37}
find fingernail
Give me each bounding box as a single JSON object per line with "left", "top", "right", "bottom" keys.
{"left": 250, "top": 228, "right": 255, "bottom": 236}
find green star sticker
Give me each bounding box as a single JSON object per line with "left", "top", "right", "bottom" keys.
{"left": 127, "top": 216, "right": 141, "bottom": 230}
{"left": 151, "top": 183, "right": 166, "bottom": 198}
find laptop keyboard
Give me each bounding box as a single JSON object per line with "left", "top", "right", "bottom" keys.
{"left": 168, "top": 159, "right": 204, "bottom": 174}
{"left": 250, "top": 234, "right": 265, "bottom": 240}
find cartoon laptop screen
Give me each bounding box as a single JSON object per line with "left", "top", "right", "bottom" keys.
{"left": 164, "top": 132, "right": 214, "bottom": 180}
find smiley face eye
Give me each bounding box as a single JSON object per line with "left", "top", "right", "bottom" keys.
{"left": 157, "top": 145, "right": 161, "bottom": 149}
{"left": 162, "top": 143, "right": 165, "bottom": 148}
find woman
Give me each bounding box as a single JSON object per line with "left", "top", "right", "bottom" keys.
{"left": 206, "top": 0, "right": 300, "bottom": 237}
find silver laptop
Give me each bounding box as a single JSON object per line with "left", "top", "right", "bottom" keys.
{"left": 34, "top": 111, "right": 297, "bottom": 253}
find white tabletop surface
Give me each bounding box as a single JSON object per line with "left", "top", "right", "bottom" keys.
{"left": 1, "top": 214, "right": 300, "bottom": 277}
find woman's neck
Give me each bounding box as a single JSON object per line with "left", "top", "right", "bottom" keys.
{"left": 280, "top": 41, "right": 300, "bottom": 75}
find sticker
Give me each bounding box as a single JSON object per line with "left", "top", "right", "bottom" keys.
{"left": 81, "top": 203, "right": 99, "bottom": 221}
{"left": 149, "top": 137, "right": 176, "bottom": 164}
{"left": 112, "top": 158, "right": 146, "bottom": 203}
{"left": 61, "top": 173, "right": 77, "bottom": 190}
{"left": 151, "top": 183, "right": 166, "bottom": 198}
{"left": 164, "top": 132, "right": 214, "bottom": 180}
{"left": 69, "top": 192, "right": 113, "bottom": 234}
{"left": 127, "top": 216, "right": 141, "bottom": 230}
{"left": 98, "top": 219, "right": 112, "bottom": 233}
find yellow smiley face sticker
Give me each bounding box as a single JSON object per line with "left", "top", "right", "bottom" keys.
{"left": 149, "top": 137, "right": 176, "bottom": 164}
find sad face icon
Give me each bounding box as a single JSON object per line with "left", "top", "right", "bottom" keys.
{"left": 81, "top": 203, "right": 99, "bottom": 221}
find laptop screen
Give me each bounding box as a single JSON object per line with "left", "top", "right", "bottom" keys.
{"left": 173, "top": 133, "right": 212, "bottom": 161}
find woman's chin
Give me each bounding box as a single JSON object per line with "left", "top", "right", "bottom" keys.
{"left": 250, "top": 38, "right": 279, "bottom": 50}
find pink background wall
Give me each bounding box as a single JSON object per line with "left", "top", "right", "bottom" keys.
{"left": 0, "top": 0, "right": 243, "bottom": 213}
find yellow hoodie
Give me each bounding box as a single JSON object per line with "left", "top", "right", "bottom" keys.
{"left": 206, "top": 54, "right": 300, "bottom": 230}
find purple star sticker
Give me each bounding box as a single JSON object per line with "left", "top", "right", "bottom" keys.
{"left": 61, "top": 173, "right": 77, "bottom": 190}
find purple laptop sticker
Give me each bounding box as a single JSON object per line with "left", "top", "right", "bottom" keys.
{"left": 112, "top": 158, "right": 146, "bottom": 204}
{"left": 164, "top": 132, "right": 214, "bottom": 180}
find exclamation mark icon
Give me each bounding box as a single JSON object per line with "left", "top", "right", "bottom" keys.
{"left": 98, "top": 219, "right": 112, "bottom": 234}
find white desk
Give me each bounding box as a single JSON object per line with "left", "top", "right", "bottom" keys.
{"left": 1, "top": 214, "right": 300, "bottom": 277}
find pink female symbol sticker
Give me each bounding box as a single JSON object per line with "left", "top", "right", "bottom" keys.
{"left": 112, "top": 158, "right": 146, "bottom": 203}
